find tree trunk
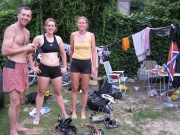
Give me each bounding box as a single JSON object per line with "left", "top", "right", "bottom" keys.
{"left": 39, "top": 0, "right": 44, "bottom": 34}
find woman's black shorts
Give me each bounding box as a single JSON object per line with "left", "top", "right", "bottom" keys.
{"left": 70, "top": 58, "right": 91, "bottom": 74}
{"left": 37, "top": 63, "right": 62, "bottom": 79}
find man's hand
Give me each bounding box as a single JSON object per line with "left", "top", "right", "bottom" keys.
{"left": 24, "top": 43, "right": 36, "bottom": 51}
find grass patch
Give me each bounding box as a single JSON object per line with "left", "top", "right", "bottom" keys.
{"left": 1, "top": 83, "right": 178, "bottom": 134}
{"left": 133, "top": 108, "right": 170, "bottom": 122}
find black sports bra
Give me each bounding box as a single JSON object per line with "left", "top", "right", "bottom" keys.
{"left": 39, "top": 34, "right": 59, "bottom": 53}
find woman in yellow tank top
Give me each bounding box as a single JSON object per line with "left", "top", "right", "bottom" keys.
{"left": 70, "top": 16, "right": 96, "bottom": 119}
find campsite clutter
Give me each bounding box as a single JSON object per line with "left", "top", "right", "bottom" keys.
{"left": 24, "top": 24, "right": 179, "bottom": 134}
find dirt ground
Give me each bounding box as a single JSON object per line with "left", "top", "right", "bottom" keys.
{"left": 20, "top": 79, "right": 180, "bottom": 135}
{"left": 88, "top": 79, "right": 180, "bottom": 135}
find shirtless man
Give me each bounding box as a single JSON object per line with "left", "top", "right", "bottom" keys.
{"left": 1, "top": 6, "right": 36, "bottom": 135}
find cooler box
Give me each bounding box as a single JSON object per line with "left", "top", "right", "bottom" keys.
{"left": 137, "top": 68, "right": 145, "bottom": 80}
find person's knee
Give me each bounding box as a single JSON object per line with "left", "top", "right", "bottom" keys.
{"left": 38, "top": 91, "right": 45, "bottom": 97}
{"left": 81, "top": 86, "right": 88, "bottom": 93}
{"left": 10, "top": 100, "right": 20, "bottom": 108}
{"left": 71, "top": 86, "right": 79, "bottom": 93}
{"left": 54, "top": 91, "right": 61, "bottom": 96}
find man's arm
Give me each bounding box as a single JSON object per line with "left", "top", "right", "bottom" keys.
{"left": 1, "top": 27, "right": 35, "bottom": 56}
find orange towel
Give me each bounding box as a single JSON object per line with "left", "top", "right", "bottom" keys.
{"left": 122, "top": 37, "right": 130, "bottom": 51}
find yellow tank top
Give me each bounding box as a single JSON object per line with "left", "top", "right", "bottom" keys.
{"left": 72, "top": 36, "right": 91, "bottom": 60}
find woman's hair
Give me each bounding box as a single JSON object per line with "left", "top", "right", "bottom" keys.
{"left": 76, "top": 16, "right": 89, "bottom": 28}
{"left": 44, "top": 18, "right": 58, "bottom": 32}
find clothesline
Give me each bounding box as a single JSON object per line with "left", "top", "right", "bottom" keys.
{"left": 107, "top": 35, "right": 132, "bottom": 47}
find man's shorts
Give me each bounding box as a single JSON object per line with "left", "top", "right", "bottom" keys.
{"left": 3, "top": 59, "right": 29, "bottom": 93}
{"left": 37, "top": 63, "right": 62, "bottom": 79}
{"left": 70, "top": 58, "right": 91, "bottom": 74}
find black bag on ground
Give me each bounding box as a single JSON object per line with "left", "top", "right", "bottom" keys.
{"left": 25, "top": 92, "right": 38, "bottom": 104}
{"left": 87, "top": 96, "right": 110, "bottom": 114}
{"left": 97, "top": 76, "right": 112, "bottom": 96}
{"left": 87, "top": 76, "right": 113, "bottom": 114}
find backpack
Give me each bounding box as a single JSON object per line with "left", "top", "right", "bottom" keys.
{"left": 97, "top": 76, "right": 112, "bottom": 96}
{"left": 87, "top": 96, "right": 110, "bottom": 114}
{"left": 25, "top": 92, "right": 38, "bottom": 104}
{"left": 87, "top": 77, "right": 113, "bottom": 114}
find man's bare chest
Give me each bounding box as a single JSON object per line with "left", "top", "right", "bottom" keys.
{"left": 14, "top": 32, "right": 28, "bottom": 46}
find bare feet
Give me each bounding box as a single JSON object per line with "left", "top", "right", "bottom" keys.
{"left": 16, "top": 126, "right": 30, "bottom": 132}
{"left": 81, "top": 114, "right": 86, "bottom": 119}
{"left": 72, "top": 112, "right": 77, "bottom": 119}
{"left": 10, "top": 131, "right": 19, "bottom": 135}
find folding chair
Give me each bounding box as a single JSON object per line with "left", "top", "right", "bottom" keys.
{"left": 143, "top": 60, "right": 158, "bottom": 92}
{"left": 103, "top": 61, "right": 128, "bottom": 95}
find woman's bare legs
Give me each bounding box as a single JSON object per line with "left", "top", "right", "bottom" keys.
{"left": 51, "top": 77, "right": 68, "bottom": 118}
{"left": 34, "top": 76, "right": 49, "bottom": 122}
{"left": 71, "top": 72, "right": 80, "bottom": 119}
{"left": 80, "top": 74, "right": 90, "bottom": 119}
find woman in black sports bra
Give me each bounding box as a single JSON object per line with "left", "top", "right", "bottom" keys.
{"left": 28, "top": 18, "right": 69, "bottom": 125}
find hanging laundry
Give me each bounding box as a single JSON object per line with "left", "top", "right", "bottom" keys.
{"left": 103, "top": 45, "right": 111, "bottom": 56}
{"left": 122, "top": 37, "right": 130, "bottom": 51}
{"left": 150, "top": 26, "right": 170, "bottom": 37}
{"left": 144, "top": 27, "right": 151, "bottom": 56}
{"left": 165, "top": 42, "right": 179, "bottom": 82}
{"left": 169, "top": 24, "right": 180, "bottom": 43}
{"left": 132, "top": 27, "right": 151, "bottom": 62}
{"left": 132, "top": 30, "right": 147, "bottom": 62}
{"left": 97, "top": 46, "right": 104, "bottom": 64}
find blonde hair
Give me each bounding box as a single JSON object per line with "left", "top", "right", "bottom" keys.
{"left": 76, "top": 16, "right": 89, "bottom": 29}
{"left": 44, "top": 18, "right": 58, "bottom": 32}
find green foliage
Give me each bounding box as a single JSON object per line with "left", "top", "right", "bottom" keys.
{"left": 0, "top": 1, "right": 179, "bottom": 75}
{"left": 131, "top": 0, "right": 180, "bottom": 19}
{"left": 0, "top": 10, "right": 16, "bottom": 67}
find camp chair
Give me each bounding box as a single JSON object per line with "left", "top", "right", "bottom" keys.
{"left": 143, "top": 60, "right": 158, "bottom": 92}
{"left": 103, "top": 61, "right": 128, "bottom": 95}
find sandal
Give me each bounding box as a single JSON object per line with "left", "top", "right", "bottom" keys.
{"left": 103, "top": 116, "right": 111, "bottom": 125}
{"left": 105, "top": 119, "right": 119, "bottom": 129}
{"left": 51, "top": 123, "right": 63, "bottom": 133}
{"left": 89, "top": 115, "right": 104, "bottom": 123}
{"left": 81, "top": 124, "right": 106, "bottom": 135}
